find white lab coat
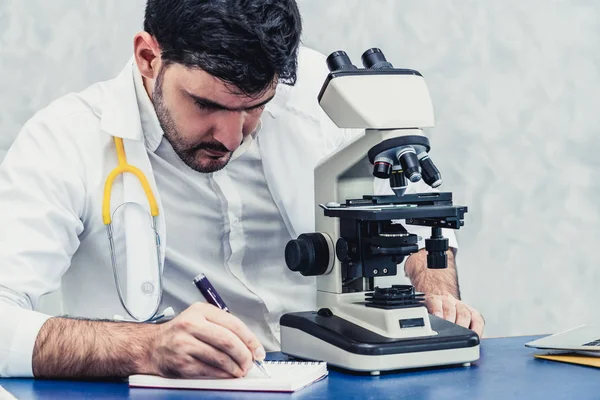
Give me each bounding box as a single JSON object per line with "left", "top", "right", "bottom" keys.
{"left": 0, "top": 46, "right": 456, "bottom": 377}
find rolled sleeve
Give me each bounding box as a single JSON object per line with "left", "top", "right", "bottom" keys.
{"left": 0, "top": 116, "right": 86, "bottom": 377}
{"left": 0, "top": 301, "right": 51, "bottom": 377}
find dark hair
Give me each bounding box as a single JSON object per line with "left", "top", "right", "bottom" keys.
{"left": 143, "top": 0, "right": 302, "bottom": 97}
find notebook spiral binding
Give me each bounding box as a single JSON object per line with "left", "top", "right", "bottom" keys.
{"left": 265, "top": 360, "right": 323, "bottom": 365}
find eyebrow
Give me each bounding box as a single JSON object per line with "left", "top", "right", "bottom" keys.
{"left": 188, "top": 92, "right": 275, "bottom": 112}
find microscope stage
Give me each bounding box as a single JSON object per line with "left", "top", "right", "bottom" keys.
{"left": 320, "top": 192, "right": 467, "bottom": 229}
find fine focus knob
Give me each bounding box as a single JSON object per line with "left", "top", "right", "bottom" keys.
{"left": 336, "top": 238, "right": 349, "bottom": 262}
{"left": 285, "top": 233, "right": 330, "bottom": 276}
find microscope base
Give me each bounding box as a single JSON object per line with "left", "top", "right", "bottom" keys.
{"left": 280, "top": 311, "right": 480, "bottom": 373}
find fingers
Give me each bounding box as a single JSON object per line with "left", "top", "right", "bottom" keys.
{"left": 151, "top": 330, "right": 242, "bottom": 379}
{"left": 184, "top": 337, "right": 247, "bottom": 378}
{"left": 184, "top": 318, "right": 254, "bottom": 376}
{"left": 468, "top": 306, "right": 485, "bottom": 337}
{"left": 455, "top": 302, "right": 472, "bottom": 329}
{"left": 165, "top": 352, "right": 236, "bottom": 380}
{"left": 187, "top": 364, "right": 233, "bottom": 380}
{"left": 442, "top": 295, "right": 457, "bottom": 323}
{"left": 425, "top": 296, "right": 444, "bottom": 319}
{"left": 425, "top": 295, "right": 485, "bottom": 337}
{"left": 197, "top": 303, "right": 266, "bottom": 360}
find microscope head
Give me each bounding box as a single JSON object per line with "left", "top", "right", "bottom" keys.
{"left": 283, "top": 47, "right": 469, "bottom": 287}
{"left": 318, "top": 48, "right": 435, "bottom": 130}
{"left": 319, "top": 48, "right": 443, "bottom": 196}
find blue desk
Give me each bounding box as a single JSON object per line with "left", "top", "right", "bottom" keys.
{"left": 1, "top": 336, "right": 598, "bottom": 399}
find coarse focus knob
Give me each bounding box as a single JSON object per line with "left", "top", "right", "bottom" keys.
{"left": 285, "top": 233, "right": 330, "bottom": 276}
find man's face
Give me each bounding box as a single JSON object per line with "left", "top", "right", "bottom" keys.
{"left": 152, "top": 63, "right": 275, "bottom": 173}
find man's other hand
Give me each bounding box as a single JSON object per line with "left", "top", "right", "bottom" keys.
{"left": 146, "top": 303, "right": 266, "bottom": 379}
{"left": 424, "top": 294, "right": 485, "bottom": 337}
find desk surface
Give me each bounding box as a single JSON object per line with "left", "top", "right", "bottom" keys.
{"left": 1, "top": 335, "right": 598, "bottom": 400}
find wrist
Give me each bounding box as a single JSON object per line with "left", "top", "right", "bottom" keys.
{"left": 405, "top": 249, "right": 460, "bottom": 298}
{"left": 131, "top": 323, "right": 162, "bottom": 375}
{"left": 404, "top": 249, "right": 427, "bottom": 282}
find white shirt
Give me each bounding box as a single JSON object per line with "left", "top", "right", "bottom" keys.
{"left": 134, "top": 67, "right": 316, "bottom": 350}
{"left": 0, "top": 47, "right": 354, "bottom": 377}
{"left": 0, "top": 47, "right": 458, "bottom": 377}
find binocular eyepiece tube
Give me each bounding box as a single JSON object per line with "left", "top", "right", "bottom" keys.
{"left": 326, "top": 51, "right": 357, "bottom": 72}
{"left": 326, "top": 48, "right": 393, "bottom": 72}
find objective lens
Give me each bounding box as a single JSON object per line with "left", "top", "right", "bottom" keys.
{"left": 418, "top": 153, "right": 443, "bottom": 188}
{"left": 326, "top": 51, "right": 357, "bottom": 72}
{"left": 397, "top": 148, "right": 422, "bottom": 183}
{"left": 390, "top": 168, "right": 407, "bottom": 196}
{"left": 361, "top": 48, "right": 393, "bottom": 69}
{"left": 373, "top": 156, "right": 394, "bottom": 179}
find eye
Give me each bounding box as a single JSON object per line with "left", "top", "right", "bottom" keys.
{"left": 249, "top": 105, "right": 266, "bottom": 113}
{"left": 194, "top": 101, "right": 215, "bottom": 111}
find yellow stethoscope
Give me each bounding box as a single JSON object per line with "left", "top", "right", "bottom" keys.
{"left": 101, "top": 121, "right": 261, "bottom": 322}
{"left": 102, "top": 137, "right": 166, "bottom": 323}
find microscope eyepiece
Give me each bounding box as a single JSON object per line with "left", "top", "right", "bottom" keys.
{"left": 397, "top": 148, "right": 422, "bottom": 183}
{"left": 326, "top": 51, "right": 357, "bottom": 72}
{"left": 361, "top": 48, "right": 393, "bottom": 69}
{"left": 418, "top": 152, "right": 443, "bottom": 188}
{"left": 372, "top": 155, "right": 394, "bottom": 179}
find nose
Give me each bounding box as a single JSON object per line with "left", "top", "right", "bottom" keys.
{"left": 212, "top": 112, "right": 244, "bottom": 152}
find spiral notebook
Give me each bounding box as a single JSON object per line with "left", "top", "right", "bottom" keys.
{"left": 129, "top": 360, "right": 328, "bottom": 393}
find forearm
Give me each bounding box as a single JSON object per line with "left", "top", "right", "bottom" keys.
{"left": 32, "top": 317, "right": 158, "bottom": 379}
{"left": 404, "top": 248, "right": 460, "bottom": 298}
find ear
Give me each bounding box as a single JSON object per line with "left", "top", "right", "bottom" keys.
{"left": 133, "top": 32, "right": 163, "bottom": 80}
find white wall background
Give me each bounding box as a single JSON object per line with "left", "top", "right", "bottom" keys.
{"left": 1, "top": 0, "right": 599, "bottom": 338}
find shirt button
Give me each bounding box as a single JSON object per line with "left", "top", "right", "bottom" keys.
{"left": 275, "top": 323, "right": 281, "bottom": 333}
{"left": 231, "top": 217, "right": 240, "bottom": 225}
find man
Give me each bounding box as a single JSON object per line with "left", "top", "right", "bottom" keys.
{"left": 0, "top": 0, "right": 483, "bottom": 380}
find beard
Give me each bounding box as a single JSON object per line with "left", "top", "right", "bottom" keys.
{"left": 152, "top": 70, "right": 233, "bottom": 174}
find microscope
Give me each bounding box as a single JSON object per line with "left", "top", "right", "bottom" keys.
{"left": 279, "top": 48, "right": 480, "bottom": 374}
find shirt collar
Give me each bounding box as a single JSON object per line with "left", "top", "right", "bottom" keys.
{"left": 132, "top": 63, "right": 165, "bottom": 153}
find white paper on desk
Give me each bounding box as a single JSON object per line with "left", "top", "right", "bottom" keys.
{"left": 129, "top": 361, "right": 328, "bottom": 393}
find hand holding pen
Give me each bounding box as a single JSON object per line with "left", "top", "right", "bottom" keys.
{"left": 193, "top": 273, "right": 271, "bottom": 378}
{"left": 142, "top": 299, "right": 267, "bottom": 379}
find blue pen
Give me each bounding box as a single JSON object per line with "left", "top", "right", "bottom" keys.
{"left": 193, "top": 273, "right": 271, "bottom": 378}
